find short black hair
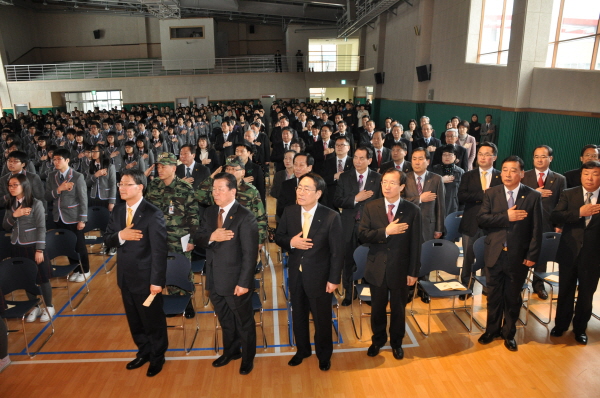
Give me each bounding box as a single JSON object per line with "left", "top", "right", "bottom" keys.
{"left": 293, "top": 152, "right": 315, "bottom": 166}
{"left": 335, "top": 136, "right": 350, "bottom": 146}
{"left": 441, "top": 144, "right": 456, "bottom": 155}
{"left": 299, "top": 172, "right": 326, "bottom": 195}
{"left": 381, "top": 168, "right": 407, "bottom": 186}
{"left": 121, "top": 169, "right": 147, "bottom": 189}
{"left": 180, "top": 144, "right": 196, "bottom": 155}
{"left": 581, "top": 144, "right": 598, "bottom": 157}
{"left": 372, "top": 130, "right": 385, "bottom": 140}
{"left": 355, "top": 145, "right": 373, "bottom": 159}
{"left": 458, "top": 120, "right": 470, "bottom": 129}
{"left": 412, "top": 147, "right": 430, "bottom": 160}
{"left": 390, "top": 141, "right": 408, "bottom": 151}
{"left": 7, "top": 150, "right": 27, "bottom": 164}
{"left": 213, "top": 172, "right": 237, "bottom": 191}
{"left": 533, "top": 145, "right": 553, "bottom": 157}
{"left": 234, "top": 141, "right": 253, "bottom": 152}
{"left": 502, "top": 155, "right": 525, "bottom": 171}
{"left": 53, "top": 148, "right": 71, "bottom": 160}
{"left": 479, "top": 142, "right": 498, "bottom": 156}
{"left": 582, "top": 160, "right": 600, "bottom": 170}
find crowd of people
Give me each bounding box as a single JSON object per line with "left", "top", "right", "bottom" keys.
{"left": 0, "top": 99, "right": 599, "bottom": 378}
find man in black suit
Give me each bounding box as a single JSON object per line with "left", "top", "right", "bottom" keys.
{"left": 550, "top": 161, "right": 600, "bottom": 345}
{"left": 379, "top": 141, "right": 412, "bottom": 174}
{"left": 358, "top": 169, "right": 421, "bottom": 360}
{"left": 104, "top": 169, "right": 168, "bottom": 377}
{"left": 321, "top": 136, "right": 353, "bottom": 210}
{"left": 175, "top": 145, "right": 210, "bottom": 190}
{"left": 431, "top": 145, "right": 464, "bottom": 216}
{"left": 414, "top": 124, "right": 441, "bottom": 159}
{"left": 309, "top": 125, "right": 336, "bottom": 175}
{"left": 270, "top": 127, "right": 294, "bottom": 173}
{"left": 358, "top": 119, "right": 376, "bottom": 147}
{"left": 369, "top": 131, "right": 391, "bottom": 172}
{"left": 522, "top": 145, "right": 566, "bottom": 299}
{"left": 564, "top": 145, "right": 598, "bottom": 188}
{"left": 276, "top": 153, "right": 314, "bottom": 219}
{"left": 235, "top": 142, "right": 266, "bottom": 208}
{"left": 333, "top": 146, "right": 381, "bottom": 305}
{"left": 195, "top": 173, "right": 259, "bottom": 375}
{"left": 432, "top": 129, "right": 469, "bottom": 172}
{"left": 457, "top": 142, "right": 502, "bottom": 295}
{"left": 384, "top": 125, "right": 412, "bottom": 158}
{"left": 476, "top": 156, "right": 543, "bottom": 351}
{"left": 214, "top": 120, "right": 240, "bottom": 164}
{"left": 331, "top": 120, "right": 354, "bottom": 157}
{"left": 275, "top": 173, "right": 344, "bottom": 371}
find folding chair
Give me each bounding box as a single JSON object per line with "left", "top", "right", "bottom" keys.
{"left": 163, "top": 253, "right": 199, "bottom": 354}
{"left": 526, "top": 232, "right": 562, "bottom": 325}
{"left": 0, "top": 257, "right": 55, "bottom": 357}
{"left": 350, "top": 244, "right": 373, "bottom": 341}
{"left": 443, "top": 211, "right": 464, "bottom": 244}
{"left": 46, "top": 229, "right": 90, "bottom": 311}
{"left": 83, "top": 206, "right": 115, "bottom": 272}
{"left": 410, "top": 239, "right": 473, "bottom": 337}
{"left": 191, "top": 247, "right": 209, "bottom": 307}
{"left": 214, "top": 291, "right": 267, "bottom": 354}
{"left": 466, "top": 236, "right": 530, "bottom": 330}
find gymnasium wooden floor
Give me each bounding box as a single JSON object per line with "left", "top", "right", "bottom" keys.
{"left": 2, "top": 198, "right": 600, "bottom": 398}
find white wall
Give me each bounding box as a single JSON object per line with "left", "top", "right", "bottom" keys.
{"left": 160, "top": 18, "right": 216, "bottom": 69}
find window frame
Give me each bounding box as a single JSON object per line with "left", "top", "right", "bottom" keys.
{"left": 477, "top": 0, "right": 512, "bottom": 65}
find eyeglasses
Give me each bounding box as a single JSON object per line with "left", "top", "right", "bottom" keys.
{"left": 295, "top": 186, "right": 317, "bottom": 193}
{"left": 442, "top": 153, "right": 456, "bottom": 157}
{"left": 477, "top": 153, "right": 495, "bottom": 158}
{"left": 335, "top": 144, "right": 349, "bottom": 147}
{"left": 7, "top": 184, "right": 21, "bottom": 188}
{"left": 117, "top": 183, "right": 138, "bottom": 188}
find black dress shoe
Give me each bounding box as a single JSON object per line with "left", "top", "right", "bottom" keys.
{"left": 319, "top": 360, "right": 331, "bottom": 371}
{"left": 367, "top": 344, "right": 381, "bottom": 357}
{"left": 126, "top": 357, "right": 149, "bottom": 370}
{"left": 212, "top": 353, "right": 242, "bottom": 367}
{"left": 536, "top": 289, "right": 549, "bottom": 300}
{"left": 184, "top": 301, "right": 195, "bottom": 319}
{"left": 406, "top": 293, "right": 414, "bottom": 304}
{"left": 550, "top": 327, "right": 564, "bottom": 337}
{"left": 420, "top": 292, "right": 431, "bottom": 304}
{"left": 504, "top": 338, "right": 518, "bottom": 352}
{"left": 341, "top": 298, "right": 352, "bottom": 307}
{"left": 478, "top": 332, "right": 502, "bottom": 345}
{"left": 392, "top": 347, "right": 404, "bottom": 360}
{"left": 239, "top": 361, "right": 254, "bottom": 375}
{"left": 146, "top": 359, "right": 165, "bottom": 377}
{"left": 288, "top": 353, "right": 310, "bottom": 366}
{"left": 574, "top": 332, "right": 588, "bottom": 345}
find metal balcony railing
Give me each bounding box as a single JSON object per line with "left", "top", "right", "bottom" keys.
{"left": 4, "top": 55, "right": 364, "bottom": 82}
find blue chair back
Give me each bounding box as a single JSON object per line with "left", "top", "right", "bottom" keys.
{"left": 83, "top": 206, "right": 110, "bottom": 233}
{"left": 353, "top": 244, "right": 369, "bottom": 281}
{"left": 444, "top": 211, "right": 463, "bottom": 242}
{"left": 45, "top": 229, "right": 81, "bottom": 263}
{"left": 419, "top": 239, "right": 461, "bottom": 277}
{"left": 166, "top": 252, "right": 193, "bottom": 292}
{"left": 472, "top": 236, "right": 487, "bottom": 273}
{"left": 0, "top": 257, "right": 41, "bottom": 298}
{"left": 534, "top": 232, "right": 561, "bottom": 269}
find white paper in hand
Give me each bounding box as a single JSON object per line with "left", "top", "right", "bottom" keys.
{"left": 181, "top": 234, "right": 191, "bottom": 252}
{"left": 143, "top": 293, "right": 156, "bottom": 307}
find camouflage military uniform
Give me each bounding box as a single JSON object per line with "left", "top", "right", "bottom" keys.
{"left": 196, "top": 177, "right": 267, "bottom": 244}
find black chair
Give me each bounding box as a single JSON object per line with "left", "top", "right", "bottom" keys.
{"left": 191, "top": 247, "right": 209, "bottom": 307}
{"left": 444, "top": 211, "right": 464, "bottom": 244}
{"left": 410, "top": 239, "right": 473, "bottom": 336}
{"left": 526, "top": 232, "right": 562, "bottom": 325}
{"left": 350, "top": 244, "right": 373, "bottom": 341}
{"left": 0, "top": 232, "right": 12, "bottom": 261}
{"left": 0, "top": 257, "right": 55, "bottom": 357}
{"left": 46, "top": 229, "right": 90, "bottom": 311}
{"left": 83, "top": 206, "right": 113, "bottom": 271}
{"left": 163, "top": 253, "right": 199, "bottom": 354}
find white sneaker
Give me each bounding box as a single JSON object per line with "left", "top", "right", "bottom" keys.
{"left": 68, "top": 272, "right": 80, "bottom": 281}
{"left": 40, "top": 306, "right": 55, "bottom": 322}
{"left": 108, "top": 247, "right": 117, "bottom": 256}
{"left": 0, "top": 355, "right": 10, "bottom": 373}
{"left": 99, "top": 245, "right": 107, "bottom": 255}
{"left": 73, "top": 271, "right": 91, "bottom": 282}
{"left": 26, "top": 307, "right": 42, "bottom": 323}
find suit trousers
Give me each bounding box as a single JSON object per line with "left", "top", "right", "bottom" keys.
{"left": 211, "top": 290, "right": 256, "bottom": 363}
{"left": 555, "top": 257, "right": 600, "bottom": 334}
{"left": 484, "top": 251, "right": 529, "bottom": 339}
{"left": 370, "top": 273, "right": 408, "bottom": 348}
{"left": 460, "top": 229, "right": 485, "bottom": 287}
{"left": 342, "top": 221, "right": 360, "bottom": 300}
{"left": 290, "top": 272, "right": 333, "bottom": 361}
{"left": 121, "top": 282, "right": 168, "bottom": 364}
{"left": 55, "top": 219, "right": 90, "bottom": 273}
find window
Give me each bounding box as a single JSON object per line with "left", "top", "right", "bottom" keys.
{"left": 309, "top": 88, "right": 326, "bottom": 101}
{"left": 309, "top": 44, "right": 337, "bottom": 72}
{"left": 170, "top": 26, "right": 204, "bottom": 39}
{"left": 547, "top": 0, "right": 600, "bottom": 70}
{"left": 66, "top": 91, "right": 123, "bottom": 113}
{"left": 477, "top": 0, "right": 514, "bottom": 65}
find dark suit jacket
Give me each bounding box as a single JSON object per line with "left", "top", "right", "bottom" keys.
{"left": 432, "top": 144, "right": 469, "bottom": 172}
{"left": 379, "top": 160, "right": 412, "bottom": 175}
{"left": 243, "top": 160, "right": 266, "bottom": 206}
{"left": 104, "top": 199, "right": 168, "bottom": 295}
{"left": 309, "top": 138, "right": 336, "bottom": 175}
{"left": 176, "top": 162, "right": 210, "bottom": 190}
{"left": 369, "top": 147, "right": 391, "bottom": 171}
{"left": 195, "top": 202, "right": 259, "bottom": 296}
{"left": 277, "top": 177, "right": 298, "bottom": 219}
{"left": 270, "top": 141, "right": 292, "bottom": 172}
{"left": 551, "top": 187, "right": 600, "bottom": 269}
{"left": 275, "top": 204, "right": 344, "bottom": 298}
{"left": 522, "top": 169, "right": 567, "bottom": 232}
{"left": 214, "top": 132, "right": 240, "bottom": 163}
{"left": 322, "top": 156, "right": 353, "bottom": 209}
{"left": 431, "top": 164, "right": 464, "bottom": 216}
{"left": 405, "top": 171, "right": 446, "bottom": 241}
{"left": 333, "top": 169, "right": 381, "bottom": 242}
{"left": 331, "top": 132, "right": 355, "bottom": 156}
{"left": 414, "top": 136, "right": 441, "bottom": 150}
{"left": 358, "top": 198, "right": 422, "bottom": 288}
{"left": 564, "top": 168, "right": 582, "bottom": 188}
{"left": 458, "top": 168, "right": 502, "bottom": 237}
{"left": 476, "top": 184, "right": 543, "bottom": 267}
{"left": 358, "top": 130, "right": 375, "bottom": 147}
{"left": 383, "top": 136, "right": 412, "bottom": 156}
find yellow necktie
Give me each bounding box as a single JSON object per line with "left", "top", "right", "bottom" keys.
{"left": 480, "top": 171, "right": 488, "bottom": 190}
{"left": 302, "top": 212, "right": 312, "bottom": 239}
{"left": 126, "top": 208, "right": 133, "bottom": 227}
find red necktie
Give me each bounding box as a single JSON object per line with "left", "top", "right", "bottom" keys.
{"left": 396, "top": 165, "right": 400, "bottom": 170}
{"left": 377, "top": 150, "right": 382, "bottom": 166}
{"left": 387, "top": 204, "right": 395, "bottom": 223}
{"left": 538, "top": 172, "right": 544, "bottom": 188}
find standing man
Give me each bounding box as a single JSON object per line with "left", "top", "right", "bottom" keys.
{"left": 235, "top": 142, "right": 266, "bottom": 209}
{"left": 358, "top": 169, "right": 421, "bottom": 360}
{"left": 322, "top": 136, "right": 353, "bottom": 210}
{"left": 104, "top": 169, "right": 168, "bottom": 377}
{"left": 476, "top": 156, "right": 542, "bottom": 351}
{"left": 479, "top": 114, "right": 496, "bottom": 144}
{"left": 45, "top": 148, "right": 90, "bottom": 282}
{"left": 431, "top": 145, "right": 464, "bottom": 216}
{"left": 564, "top": 145, "right": 598, "bottom": 188}
{"left": 175, "top": 144, "right": 210, "bottom": 190}
{"left": 379, "top": 141, "right": 412, "bottom": 174}
{"left": 550, "top": 161, "right": 600, "bottom": 344}
{"left": 414, "top": 124, "right": 441, "bottom": 158}
{"left": 369, "top": 131, "right": 391, "bottom": 172}
{"left": 195, "top": 173, "right": 258, "bottom": 375}
{"left": 522, "top": 145, "right": 566, "bottom": 300}
{"left": 275, "top": 172, "right": 344, "bottom": 371}
{"left": 333, "top": 146, "right": 381, "bottom": 306}
{"left": 457, "top": 142, "right": 502, "bottom": 298}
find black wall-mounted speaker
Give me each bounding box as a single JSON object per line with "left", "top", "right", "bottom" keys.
{"left": 374, "top": 72, "right": 385, "bottom": 84}
{"left": 416, "top": 64, "right": 431, "bottom": 82}
{"left": 93, "top": 30, "right": 101, "bottom": 39}
{"left": 249, "top": 25, "right": 255, "bottom": 34}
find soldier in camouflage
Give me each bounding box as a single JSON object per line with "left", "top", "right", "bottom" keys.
{"left": 146, "top": 152, "right": 199, "bottom": 309}
{"left": 196, "top": 155, "right": 267, "bottom": 248}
